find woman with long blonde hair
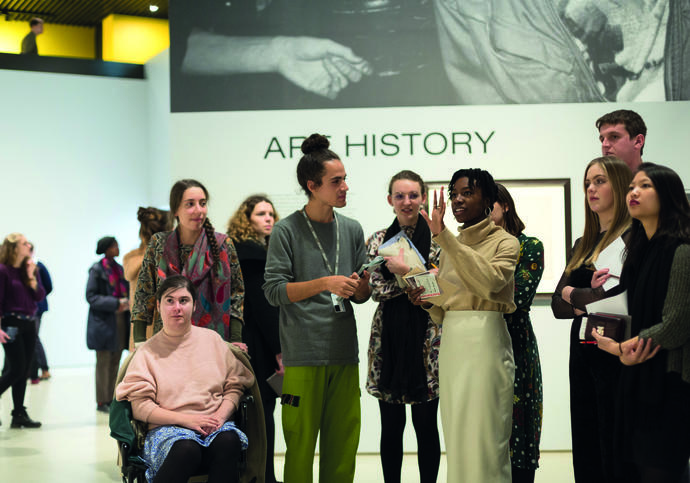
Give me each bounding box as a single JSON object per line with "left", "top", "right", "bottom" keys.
{"left": 551, "top": 155, "right": 632, "bottom": 482}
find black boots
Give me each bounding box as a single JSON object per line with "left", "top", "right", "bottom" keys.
{"left": 10, "top": 407, "right": 42, "bottom": 428}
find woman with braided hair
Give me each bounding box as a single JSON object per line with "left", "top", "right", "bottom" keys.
{"left": 131, "top": 179, "right": 245, "bottom": 348}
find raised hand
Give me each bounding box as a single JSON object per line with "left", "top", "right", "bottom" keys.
{"left": 420, "top": 187, "right": 445, "bottom": 236}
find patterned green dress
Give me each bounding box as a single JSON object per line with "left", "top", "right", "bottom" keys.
{"left": 505, "top": 233, "right": 544, "bottom": 470}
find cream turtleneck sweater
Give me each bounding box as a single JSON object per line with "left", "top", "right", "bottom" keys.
{"left": 426, "top": 217, "right": 520, "bottom": 324}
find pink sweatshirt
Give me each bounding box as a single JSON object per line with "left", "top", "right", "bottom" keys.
{"left": 116, "top": 325, "right": 254, "bottom": 429}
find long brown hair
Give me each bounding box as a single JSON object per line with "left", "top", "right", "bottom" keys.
{"left": 169, "top": 179, "right": 221, "bottom": 269}
{"left": 227, "top": 195, "right": 279, "bottom": 243}
{"left": 495, "top": 184, "right": 525, "bottom": 237}
{"left": 0, "top": 233, "right": 33, "bottom": 287}
{"left": 565, "top": 156, "right": 632, "bottom": 274}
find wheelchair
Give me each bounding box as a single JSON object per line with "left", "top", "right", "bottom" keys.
{"left": 109, "top": 344, "right": 267, "bottom": 483}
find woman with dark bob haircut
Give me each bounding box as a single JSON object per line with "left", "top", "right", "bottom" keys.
{"left": 592, "top": 163, "right": 690, "bottom": 482}
{"left": 131, "top": 179, "right": 245, "bottom": 347}
{"left": 410, "top": 168, "right": 519, "bottom": 482}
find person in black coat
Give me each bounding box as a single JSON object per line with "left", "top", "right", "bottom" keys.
{"left": 228, "top": 195, "right": 283, "bottom": 483}
{"left": 86, "top": 236, "right": 130, "bottom": 412}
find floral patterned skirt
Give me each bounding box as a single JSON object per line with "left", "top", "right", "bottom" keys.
{"left": 142, "top": 421, "right": 248, "bottom": 482}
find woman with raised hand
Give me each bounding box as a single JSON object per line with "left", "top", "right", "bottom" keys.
{"left": 366, "top": 170, "right": 441, "bottom": 483}
{"left": 0, "top": 232, "right": 44, "bottom": 428}
{"left": 117, "top": 275, "right": 254, "bottom": 483}
{"left": 411, "top": 168, "right": 519, "bottom": 483}
{"left": 490, "top": 184, "right": 544, "bottom": 483}
{"left": 551, "top": 156, "right": 632, "bottom": 483}
{"left": 227, "top": 194, "right": 283, "bottom": 483}
{"left": 131, "top": 179, "right": 244, "bottom": 347}
{"left": 592, "top": 163, "right": 690, "bottom": 482}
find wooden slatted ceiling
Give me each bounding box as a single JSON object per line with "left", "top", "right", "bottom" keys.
{"left": 0, "top": 0, "right": 168, "bottom": 26}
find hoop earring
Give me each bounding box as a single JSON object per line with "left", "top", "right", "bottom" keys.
{"left": 484, "top": 206, "right": 492, "bottom": 217}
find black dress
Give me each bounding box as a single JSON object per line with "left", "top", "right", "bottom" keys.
{"left": 235, "top": 238, "right": 281, "bottom": 483}
{"left": 551, "top": 234, "right": 622, "bottom": 483}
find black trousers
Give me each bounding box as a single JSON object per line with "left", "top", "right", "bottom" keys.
{"left": 569, "top": 321, "right": 621, "bottom": 483}
{"left": 154, "top": 430, "right": 241, "bottom": 483}
{"left": 378, "top": 398, "right": 440, "bottom": 483}
{"left": 0, "top": 316, "right": 37, "bottom": 411}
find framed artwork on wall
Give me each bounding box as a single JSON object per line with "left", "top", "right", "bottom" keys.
{"left": 426, "top": 178, "right": 571, "bottom": 294}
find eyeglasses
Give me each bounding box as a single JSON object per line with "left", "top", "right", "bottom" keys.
{"left": 392, "top": 192, "right": 421, "bottom": 201}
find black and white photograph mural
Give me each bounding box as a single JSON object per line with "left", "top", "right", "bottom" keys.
{"left": 169, "top": 0, "right": 689, "bottom": 112}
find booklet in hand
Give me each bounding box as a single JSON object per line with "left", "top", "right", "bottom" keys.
{"left": 403, "top": 270, "right": 441, "bottom": 299}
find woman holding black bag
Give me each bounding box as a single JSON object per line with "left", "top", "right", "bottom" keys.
{"left": 551, "top": 156, "right": 633, "bottom": 483}
{"left": 592, "top": 163, "right": 690, "bottom": 482}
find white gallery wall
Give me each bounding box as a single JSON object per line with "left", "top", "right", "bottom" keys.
{"left": 1, "top": 52, "right": 689, "bottom": 456}
{"left": 0, "top": 68, "right": 150, "bottom": 367}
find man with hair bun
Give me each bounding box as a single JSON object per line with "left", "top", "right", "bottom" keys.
{"left": 264, "top": 133, "right": 370, "bottom": 483}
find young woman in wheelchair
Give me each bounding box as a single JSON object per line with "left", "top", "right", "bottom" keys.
{"left": 116, "top": 275, "right": 254, "bottom": 483}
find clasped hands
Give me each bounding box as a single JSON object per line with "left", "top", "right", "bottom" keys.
{"left": 180, "top": 412, "right": 227, "bottom": 437}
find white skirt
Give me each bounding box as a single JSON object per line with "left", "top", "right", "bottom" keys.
{"left": 439, "top": 310, "right": 515, "bottom": 483}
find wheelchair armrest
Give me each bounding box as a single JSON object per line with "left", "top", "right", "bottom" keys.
{"left": 120, "top": 441, "right": 132, "bottom": 462}
{"left": 236, "top": 394, "right": 253, "bottom": 431}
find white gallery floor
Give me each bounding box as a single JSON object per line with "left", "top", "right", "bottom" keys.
{"left": 0, "top": 367, "right": 574, "bottom": 482}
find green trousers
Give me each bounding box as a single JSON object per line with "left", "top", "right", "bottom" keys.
{"left": 281, "top": 364, "right": 361, "bottom": 483}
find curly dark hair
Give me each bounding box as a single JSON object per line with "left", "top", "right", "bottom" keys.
{"left": 448, "top": 168, "right": 498, "bottom": 212}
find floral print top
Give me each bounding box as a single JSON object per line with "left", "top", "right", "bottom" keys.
{"left": 131, "top": 230, "right": 244, "bottom": 343}
{"left": 365, "top": 224, "right": 441, "bottom": 404}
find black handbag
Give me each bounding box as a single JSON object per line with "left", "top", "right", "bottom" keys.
{"left": 584, "top": 312, "right": 628, "bottom": 342}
